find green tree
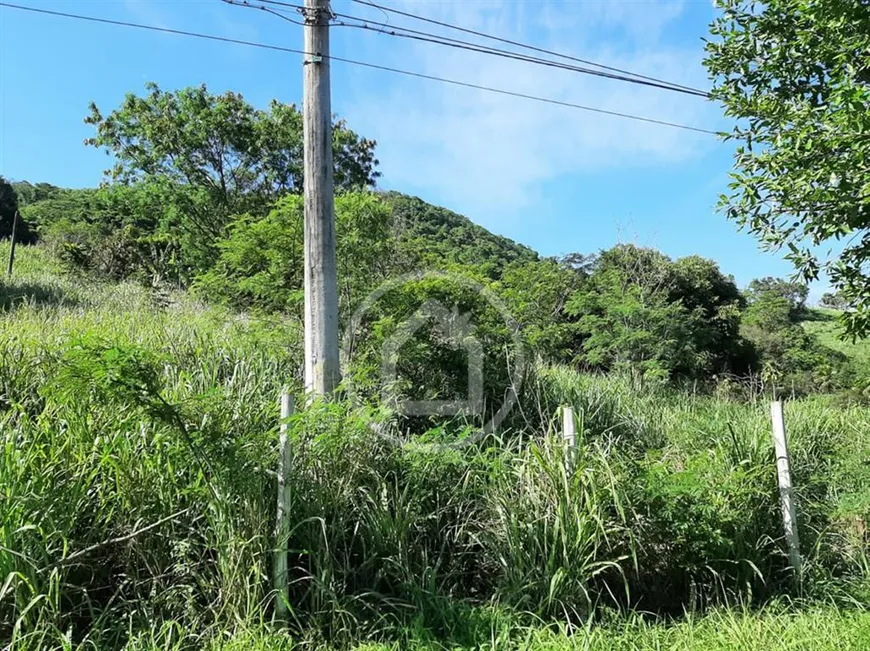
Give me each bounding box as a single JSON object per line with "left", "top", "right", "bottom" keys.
{"left": 670, "top": 255, "right": 747, "bottom": 373}
{"left": 85, "top": 83, "right": 379, "bottom": 269}
{"left": 497, "top": 257, "right": 586, "bottom": 362}
{"left": 820, "top": 291, "right": 849, "bottom": 310}
{"left": 196, "top": 192, "right": 394, "bottom": 315}
{"left": 387, "top": 193, "right": 537, "bottom": 278}
{"left": 10, "top": 180, "right": 64, "bottom": 207}
{"left": 705, "top": 0, "right": 870, "bottom": 337}
{"left": 23, "top": 184, "right": 185, "bottom": 284}
{"left": 746, "top": 277, "right": 809, "bottom": 313}
{"left": 18, "top": 187, "right": 104, "bottom": 232}
{"left": 566, "top": 246, "right": 700, "bottom": 381}
{"left": 0, "top": 176, "right": 36, "bottom": 244}
{"left": 345, "top": 268, "right": 519, "bottom": 433}
{"left": 566, "top": 245, "right": 749, "bottom": 381}
{"left": 741, "top": 291, "right": 851, "bottom": 394}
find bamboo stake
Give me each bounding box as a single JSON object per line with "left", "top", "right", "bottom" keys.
{"left": 274, "top": 390, "right": 294, "bottom": 620}
{"left": 770, "top": 400, "right": 802, "bottom": 581}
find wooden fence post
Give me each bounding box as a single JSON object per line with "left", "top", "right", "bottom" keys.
{"left": 770, "top": 400, "right": 802, "bottom": 581}
{"left": 274, "top": 390, "right": 294, "bottom": 620}
{"left": 6, "top": 210, "right": 20, "bottom": 277}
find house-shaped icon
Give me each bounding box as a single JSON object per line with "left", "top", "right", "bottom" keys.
{"left": 380, "top": 299, "right": 484, "bottom": 417}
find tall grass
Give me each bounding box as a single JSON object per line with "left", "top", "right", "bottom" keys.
{"left": 1, "top": 244, "right": 868, "bottom": 648}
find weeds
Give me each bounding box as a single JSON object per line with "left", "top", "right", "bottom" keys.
{"left": 1, "top": 245, "right": 868, "bottom": 648}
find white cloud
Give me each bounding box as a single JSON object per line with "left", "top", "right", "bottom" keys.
{"left": 339, "top": 0, "right": 719, "bottom": 224}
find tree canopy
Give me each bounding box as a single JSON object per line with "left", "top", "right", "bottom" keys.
{"left": 704, "top": 0, "right": 870, "bottom": 337}
{"left": 85, "top": 83, "right": 380, "bottom": 270}
{"left": 565, "top": 245, "right": 747, "bottom": 381}
{"left": 197, "top": 192, "right": 394, "bottom": 315}
{"left": 0, "top": 176, "right": 37, "bottom": 244}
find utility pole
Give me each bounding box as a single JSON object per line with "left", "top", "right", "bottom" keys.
{"left": 302, "top": 0, "right": 341, "bottom": 396}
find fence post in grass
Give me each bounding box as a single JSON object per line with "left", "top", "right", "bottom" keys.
{"left": 562, "top": 406, "right": 576, "bottom": 447}
{"left": 770, "top": 400, "right": 802, "bottom": 582}
{"left": 274, "top": 390, "right": 294, "bottom": 621}
{"left": 6, "top": 210, "right": 20, "bottom": 277}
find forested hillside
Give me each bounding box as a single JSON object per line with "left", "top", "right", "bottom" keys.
{"left": 4, "top": 168, "right": 867, "bottom": 401}
{"left": 386, "top": 192, "right": 538, "bottom": 276}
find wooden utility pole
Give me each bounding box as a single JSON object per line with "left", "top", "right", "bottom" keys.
{"left": 302, "top": 0, "right": 341, "bottom": 396}
{"left": 770, "top": 400, "right": 802, "bottom": 581}
{"left": 6, "top": 210, "right": 20, "bottom": 277}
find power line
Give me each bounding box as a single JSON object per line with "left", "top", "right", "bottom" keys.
{"left": 320, "top": 58, "right": 718, "bottom": 134}
{"left": 221, "top": 0, "right": 306, "bottom": 25}
{"left": 333, "top": 18, "right": 709, "bottom": 98}
{"left": 0, "top": 2, "right": 718, "bottom": 135}
{"left": 225, "top": 0, "right": 305, "bottom": 26}
{"left": 349, "top": 0, "right": 709, "bottom": 96}
{"left": 251, "top": 0, "right": 708, "bottom": 97}
{"left": 0, "top": 2, "right": 311, "bottom": 55}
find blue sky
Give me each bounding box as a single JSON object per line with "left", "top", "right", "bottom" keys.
{"left": 0, "top": 0, "right": 818, "bottom": 293}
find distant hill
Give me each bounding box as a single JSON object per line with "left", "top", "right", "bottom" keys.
{"left": 383, "top": 192, "right": 538, "bottom": 277}
{"left": 10, "top": 180, "right": 66, "bottom": 207}
{"left": 10, "top": 182, "right": 539, "bottom": 279}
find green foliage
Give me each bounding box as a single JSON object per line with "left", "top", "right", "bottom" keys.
{"left": 19, "top": 187, "right": 103, "bottom": 232}
{"left": 747, "top": 277, "right": 809, "bottom": 313}
{"left": 20, "top": 184, "right": 185, "bottom": 284}
{"left": 629, "top": 443, "right": 777, "bottom": 609}
{"left": 386, "top": 193, "right": 538, "bottom": 278}
{"left": 1, "top": 246, "right": 869, "bottom": 647}
{"left": 0, "top": 246, "right": 303, "bottom": 648}
{"left": 349, "top": 606, "right": 870, "bottom": 651}
{"left": 566, "top": 245, "right": 748, "bottom": 381}
{"left": 705, "top": 0, "right": 870, "bottom": 337}
{"left": 48, "top": 337, "right": 182, "bottom": 428}
{"left": 197, "top": 193, "right": 537, "bottom": 430}
{"left": 0, "top": 176, "right": 36, "bottom": 244}
{"left": 802, "top": 308, "right": 870, "bottom": 387}
{"left": 197, "top": 192, "right": 394, "bottom": 314}
{"left": 488, "top": 439, "right": 629, "bottom": 619}
{"left": 85, "top": 83, "right": 379, "bottom": 270}
{"left": 9, "top": 180, "right": 64, "bottom": 207}
{"left": 345, "top": 270, "right": 520, "bottom": 434}
{"left": 13, "top": 171, "right": 865, "bottom": 396}
{"left": 496, "top": 257, "right": 586, "bottom": 362}
{"left": 821, "top": 291, "right": 849, "bottom": 311}
{"left": 742, "top": 286, "right": 853, "bottom": 395}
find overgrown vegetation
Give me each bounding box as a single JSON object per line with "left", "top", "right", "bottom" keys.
{"left": 3, "top": 66, "right": 870, "bottom": 648}
{"left": 705, "top": 0, "right": 870, "bottom": 337}
{"left": 1, "top": 245, "right": 868, "bottom": 649}
{"left": 5, "top": 83, "right": 867, "bottom": 401}
{"left": 10, "top": 188, "right": 868, "bottom": 400}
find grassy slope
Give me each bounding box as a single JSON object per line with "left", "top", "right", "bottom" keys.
{"left": 0, "top": 242, "right": 303, "bottom": 383}
{"left": 1, "top": 244, "right": 304, "bottom": 650}
{"left": 802, "top": 307, "right": 870, "bottom": 368}
{"left": 141, "top": 606, "right": 870, "bottom": 650}
{"left": 2, "top": 244, "right": 869, "bottom": 651}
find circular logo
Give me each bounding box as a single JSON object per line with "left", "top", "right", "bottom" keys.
{"left": 342, "top": 270, "right": 525, "bottom": 450}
